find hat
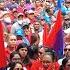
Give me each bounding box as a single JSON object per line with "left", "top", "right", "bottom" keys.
{"left": 17, "top": 13, "right": 23, "bottom": 17}
{"left": 2, "top": 11, "right": 9, "bottom": 16}
{"left": 64, "top": 15, "right": 69, "bottom": 19}
{"left": 64, "top": 28, "right": 70, "bottom": 34}
{"left": 26, "top": 10, "right": 34, "bottom": 14}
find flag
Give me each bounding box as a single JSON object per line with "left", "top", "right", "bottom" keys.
{"left": 0, "top": 21, "right": 6, "bottom": 69}
{"left": 46, "top": 10, "right": 63, "bottom": 47}
{"left": 57, "top": 0, "right": 64, "bottom": 9}
{"left": 43, "top": 24, "right": 49, "bottom": 47}
{"left": 46, "top": 10, "right": 64, "bottom": 58}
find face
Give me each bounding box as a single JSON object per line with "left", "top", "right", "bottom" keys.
{"left": 64, "top": 18, "right": 70, "bottom": 25}
{"left": 42, "top": 54, "right": 53, "bottom": 69}
{"left": 8, "top": 35, "right": 17, "bottom": 47}
{"left": 12, "top": 54, "right": 21, "bottom": 63}
{"left": 19, "top": 47, "right": 28, "bottom": 58}
{"left": 38, "top": 47, "right": 45, "bottom": 60}
{"left": 65, "top": 59, "right": 70, "bottom": 70}
{"left": 24, "top": 28, "right": 30, "bottom": 36}
{"left": 64, "top": 45, "right": 70, "bottom": 57}
{"left": 34, "top": 22, "right": 40, "bottom": 30}
{"left": 28, "top": 13, "right": 34, "bottom": 19}
{"left": 35, "top": 1, "right": 41, "bottom": 7}
{"left": 18, "top": 15, "right": 23, "bottom": 20}
{"left": 14, "top": 63, "right": 23, "bottom": 70}
{"left": 65, "top": 3, "right": 70, "bottom": 7}
{"left": 40, "top": 19, "right": 45, "bottom": 26}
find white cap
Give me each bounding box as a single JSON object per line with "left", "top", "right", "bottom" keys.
{"left": 17, "top": 13, "right": 23, "bottom": 17}
{"left": 26, "top": 10, "right": 34, "bottom": 14}
{"left": 64, "top": 28, "right": 70, "bottom": 34}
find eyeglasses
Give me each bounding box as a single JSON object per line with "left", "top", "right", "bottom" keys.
{"left": 15, "top": 68, "right": 23, "bottom": 70}
{"left": 64, "top": 48, "right": 70, "bottom": 51}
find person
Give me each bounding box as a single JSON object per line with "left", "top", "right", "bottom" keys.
{"left": 59, "top": 57, "right": 70, "bottom": 70}
{"left": 28, "top": 45, "right": 39, "bottom": 61}
{"left": 9, "top": 51, "right": 22, "bottom": 63}
{"left": 31, "top": 48, "right": 59, "bottom": 70}
{"left": 30, "top": 33, "right": 40, "bottom": 47}
{"left": 41, "top": 50, "right": 59, "bottom": 70}
{"left": 6, "top": 0, "right": 18, "bottom": 10}
{"left": 5, "top": 33, "right": 17, "bottom": 64}
{"left": 6, "top": 51, "right": 22, "bottom": 70}
{"left": 11, "top": 13, "right": 24, "bottom": 36}
{"left": 58, "top": 44, "right": 70, "bottom": 65}
{"left": 16, "top": 43, "right": 32, "bottom": 70}
{"left": 9, "top": 62, "right": 23, "bottom": 70}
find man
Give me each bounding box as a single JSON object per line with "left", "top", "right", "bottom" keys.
{"left": 58, "top": 44, "right": 70, "bottom": 65}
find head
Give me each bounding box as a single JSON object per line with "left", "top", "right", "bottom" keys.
{"left": 33, "top": 21, "right": 40, "bottom": 31}
{"left": 27, "top": 10, "right": 34, "bottom": 20}
{"left": 42, "top": 49, "right": 56, "bottom": 69}
{"left": 29, "top": 45, "right": 38, "bottom": 60}
{"left": 18, "top": 13, "right": 23, "bottom": 20}
{"left": 3, "top": 12, "right": 11, "bottom": 24}
{"left": 64, "top": 15, "right": 70, "bottom": 25}
{"left": 61, "top": 57, "right": 70, "bottom": 70}
{"left": 12, "top": 8, "right": 18, "bottom": 18}
{"left": 65, "top": 1, "right": 70, "bottom": 8}
{"left": 30, "top": 33, "right": 40, "bottom": 46}
{"left": 10, "top": 51, "right": 21, "bottom": 63}
{"left": 20, "top": 0, "right": 24, "bottom": 7}
{"left": 7, "top": 34, "right": 17, "bottom": 47}
{"left": 35, "top": 0, "right": 41, "bottom": 7}
{"left": 64, "top": 44, "right": 70, "bottom": 57}
{"left": 16, "top": 43, "right": 28, "bottom": 59}
{"left": 40, "top": 18, "right": 45, "bottom": 26}
{"left": 38, "top": 46, "right": 45, "bottom": 60}
{"left": 17, "top": 13, "right": 24, "bottom": 25}
{"left": 23, "top": 25, "right": 30, "bottom": 36}
{"left": 11, "top": 0, "right": 16, "bottom": 3}
{"left": 0, "top": 2, "right": 4, "bottom": 10}
{"left": 10, "top": 62, "right": 23, "bottom": 70}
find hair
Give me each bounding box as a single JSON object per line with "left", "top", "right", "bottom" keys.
{"left": 28, "top": 45, "right": 38, "bottom": 60}
{"left": 9, "top": 62, "right": 23, "bottom": 70}
{"left": 22, "top": 25, "right": 29, "bottom": 30}
{"left": 7, "top": 33, "right": 16, "bottom": 41}
{"left": 10, "top": 51, "right": 21, "bottom": 61}
{"left": 59, "top": 57, "right": 70, "bottom": 70}
{"left": 16, "top": 43, "right": 28, "bottom": 52}
{"left": 16, "top": 43, "right": 31, "bottom": 65}
{"left": 44, "top": 48, "right": 57, "bottom": 62}
{"left": 30, "top": 33, "right": 40, "bottom": 46}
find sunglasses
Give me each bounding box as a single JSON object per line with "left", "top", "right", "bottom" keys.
{"left": 15, "top": 68, "right": 23, "bottom": 70}
{"left": 64, "top": 48, "right": 70, "bottom": 51}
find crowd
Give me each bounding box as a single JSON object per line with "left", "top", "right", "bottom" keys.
{"left": 0, "top": 0, "right": 70, "bottom": 70}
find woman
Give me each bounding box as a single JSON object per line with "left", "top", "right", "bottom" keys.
{"left": 16, "top": 43, "right": 32, "bottom": 70}
{"left": 7, "top": 51, "right": 22, "bottom": 70}
{"left": 31, "top": 48, "right": 60, "bottom": 70}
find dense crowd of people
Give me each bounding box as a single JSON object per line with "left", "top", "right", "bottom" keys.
{"left": 0, "top": 0, "right": 70, "bottom": 70}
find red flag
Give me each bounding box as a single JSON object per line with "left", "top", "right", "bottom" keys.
{"left": 43, "top": 24, "right": 49, "bottom": 46}
{"left": 45, "top": 10, "right": 63, "bottom": 48}
{"left": 0, "top": 21, "right": 6, "bottom": 68}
